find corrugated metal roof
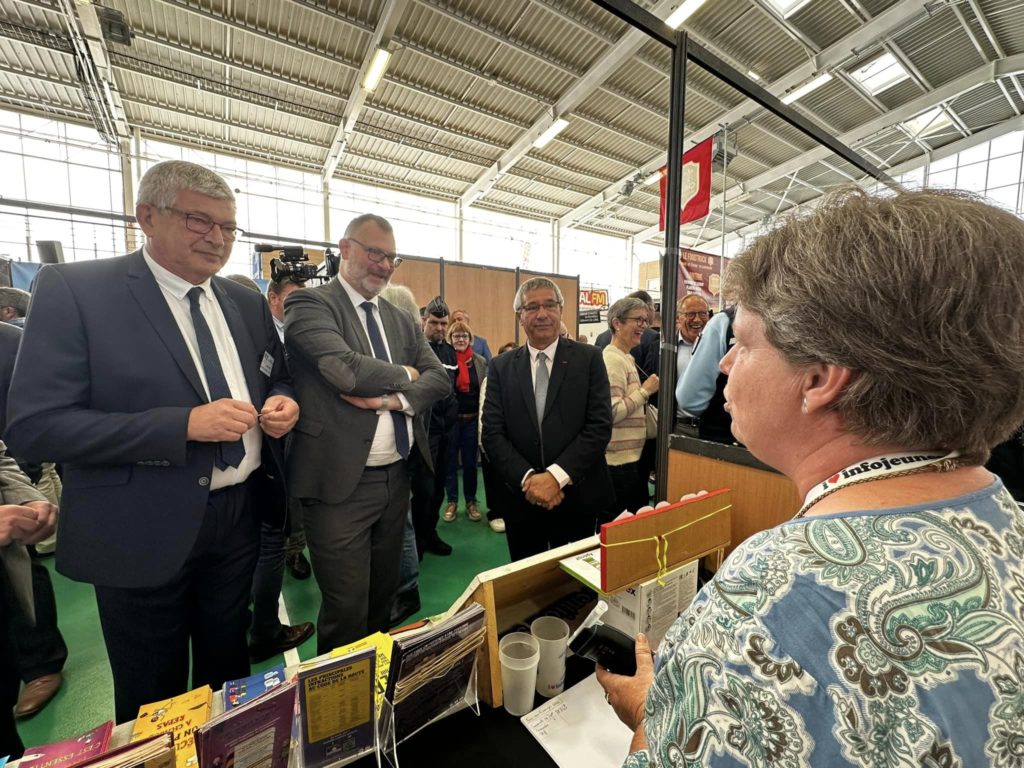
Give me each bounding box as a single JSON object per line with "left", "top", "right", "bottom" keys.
{"left": 0, "top": 0, "right": 1019, "bottom": 245}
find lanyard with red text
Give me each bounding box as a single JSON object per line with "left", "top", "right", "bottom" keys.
{"left": 797, "top": 450, "right": 960, "bottom": 518}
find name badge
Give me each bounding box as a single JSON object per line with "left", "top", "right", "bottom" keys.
{"left": 260, "top": 351, "right": 274, "bottom": 376}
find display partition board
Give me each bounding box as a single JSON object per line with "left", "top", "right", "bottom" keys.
{"left": 388, "top": 256, "right": 442, "bottom": 312}
{"left": 521, "top": 270, "right": 578, "bottom": 334}
{"left": 443, "top": 263, "right": 519, "bottom": 351}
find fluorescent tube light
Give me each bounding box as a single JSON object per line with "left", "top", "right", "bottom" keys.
{"left": 666, "top": 0, "right": 708, "bottom": 28}
{"left": 780, "top": 72, "right": 832, "bottom": 105}
{"left": 362, "top": 48, "right": 392, "bottom": 92}
{"left": 643, "top": 169, "right": 664, "bottom": 186}
{"left": 533, "top": 118, "right": 569, "bottom": 149}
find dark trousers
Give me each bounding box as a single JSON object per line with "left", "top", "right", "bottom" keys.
{"left": 604, "top": 462, "right": 650, "bottom": 526}
{"left": 504, "top": 493, "right": 596, "bottom": 563}
{"left": 95, "top": 480, "right": 260, "bottom": 724}
{"left": 249, "top": 521, "right": 286, "bottom": 645}
{"left": 9, "top": 556, "right": 67, "bottom": 681}
{"left": 304, "top": 461, "right": 409, "bottom": 654}
{"left": 410, "top": 433, "right": 447, "bottom": 546}
{"left": 0, "top": 601, "right": 23, "bottom": 760}
{"left": 284, "top": 498, "right": 306, "bottom": 557}
{"left": 480, "top": 455, "right": 504, "bottom": 522}
{"left": 445, "top": 418, "right": 479, "bottom": 503}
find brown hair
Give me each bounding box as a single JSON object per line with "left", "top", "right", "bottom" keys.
{"left": 725, "top": 186, "right": 1024, "bottom": 465}
{"left": 447, "top": 320, "right": 474, "bottom": 344}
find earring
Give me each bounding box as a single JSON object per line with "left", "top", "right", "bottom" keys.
{"left": 801, "top": 398, "right": 808, "bottom": 413}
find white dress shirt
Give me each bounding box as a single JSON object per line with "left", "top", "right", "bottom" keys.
{"left": 524, "top": 339, "right": 570, "bottom": 489}
{"left": 337, "top": 277, "right": 415, "bottom": 466}
{"left": 143, "top": 247, "right": 261, "bottom": 490}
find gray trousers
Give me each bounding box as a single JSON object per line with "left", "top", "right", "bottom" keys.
{"left": 304, "top": 461, "right": 409, "bottom": 654}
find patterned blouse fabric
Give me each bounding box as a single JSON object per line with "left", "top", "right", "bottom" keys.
{"left": 624, "top": 480, "right": 1024, "bottom": 768}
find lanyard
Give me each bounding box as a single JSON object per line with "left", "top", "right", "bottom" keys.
{"left": 797, "top": 450, "right": 960, "bottom": 518}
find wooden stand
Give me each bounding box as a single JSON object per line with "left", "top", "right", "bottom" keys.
{"left": 667, "top": 434, "right": 800, "bottom": 558}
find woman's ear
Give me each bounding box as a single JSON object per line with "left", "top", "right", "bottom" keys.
{"left": 802, "top": 362, "right": 853, "bottom": 414}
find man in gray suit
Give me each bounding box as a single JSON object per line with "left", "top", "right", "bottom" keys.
{"left": 284, "top": 214, "right": 449, "bottom": 652}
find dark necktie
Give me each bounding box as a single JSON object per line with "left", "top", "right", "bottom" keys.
{"left": 360, "top": 301, "right": 410, "bottom": 459}
{"left": 187, "top": 287, "right": 246, "bottom": 470}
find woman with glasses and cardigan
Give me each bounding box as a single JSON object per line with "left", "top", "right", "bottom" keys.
{"left": 601, "top": 297, "right": 659, "bottom": 524}
{"left": 443, "top": 321, "right": 487, "bottom": 522}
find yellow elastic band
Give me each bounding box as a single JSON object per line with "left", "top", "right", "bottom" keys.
{"left": 600, "top": 505, "right": 731, "bottom": 586}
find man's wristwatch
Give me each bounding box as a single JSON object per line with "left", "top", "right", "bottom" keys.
{"left": 378, "top": 393, "right": 391, "bottom": 413}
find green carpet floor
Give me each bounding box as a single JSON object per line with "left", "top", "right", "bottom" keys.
{"left": 15, "top": 478, "right": 509, "bottom": 748}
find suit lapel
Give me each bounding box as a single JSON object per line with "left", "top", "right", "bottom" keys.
{"left": 212, "top": 279, "right": 261, "bottom": 405}
{"left": 516, "top": 346, "right": 540, "bottom": 434}
{"left": 125, "top": 251, "right": 207, "bottom": 402}
{"left": 331, "top": 279, "right": 373, "bottom": 356}
{"left": 543, "top": 338, "right": 571, "bottom": 421}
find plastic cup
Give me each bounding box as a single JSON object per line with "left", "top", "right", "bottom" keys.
{"left": 499, "top": 632, "right": 540, "bottom": 716}
{"left": 530, "top": 616, "right": 570, "bottom": 697}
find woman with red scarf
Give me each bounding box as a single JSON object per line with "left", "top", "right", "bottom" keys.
{"left": 443, "top": 321, "right": 487, "bottom": 523}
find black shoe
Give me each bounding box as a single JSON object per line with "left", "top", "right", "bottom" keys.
{"left": 249, "top": 622, "right": 315, "bottom": 663}
{"left": 390, "top": 595, "right": 421, "bottom": 627}
{"left": 422, "top": 533, "right": 453, "bottom": 556}
{"left": 286, "top": 551, "right": 311, "bottom": 580}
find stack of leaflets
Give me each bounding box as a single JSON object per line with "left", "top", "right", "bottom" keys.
{"left": 196, "top": 681, "right": 296, "bottom": 768}
{"left": 130, "top": 686, "right": 213, "bottom": 768}
{"left": 75, "top": 734, "right": 174, "bottom": 768}
{"left": 295, "top": 647, "right": 376, "bottom": 768}
{"left": 386, "top": 602, "right": 486, "bottom": 743}
{"left": 222, "top": 665, "right": 288, "bottom": 710}
{"left": 18, "top": 721, "right": 113, "bottom": 768}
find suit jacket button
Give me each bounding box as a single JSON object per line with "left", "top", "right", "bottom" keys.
{"left": 198, "top": 476, "right": 210, "bottom": 487}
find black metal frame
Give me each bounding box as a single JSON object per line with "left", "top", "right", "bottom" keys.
{"left": 589, "top": 0, "right": 894, "bottom": 501}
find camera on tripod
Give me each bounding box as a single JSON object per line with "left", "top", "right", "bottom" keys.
{"left": 255, "top": 244, "right": 337, "bottom": 284}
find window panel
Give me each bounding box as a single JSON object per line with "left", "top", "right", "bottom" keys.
{"left": 986, "top": 154, "right": 1022, "bottom": 190}
{"left": 927, "top": 168, "right": 956, "bottom": 188}
{"left": 990, "top": 131, "right": 1023, "bottom": 159}
{"left": 956, "top": 162, "right": 987, "bottom": 192}
{"left": 986, "top": 184, "right": 1021, "bottom": 213}
{"left": 958, "top": 143, "right": 988, "bottom": 166}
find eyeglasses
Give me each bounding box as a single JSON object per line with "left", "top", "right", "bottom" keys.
{"left": 162, "top": 207, "right": 244, "bottom": 240}
{"left": 623, "top": 316, "right": 650, "bottom": 326}
{"left": 682, "top": 311, "right": 710, "bottom": 320}
{"left": 451, "top": 333, "right": 471, "bottom": 340}
{"left": 347, "top": 237, "right": 403, "bottom": 268}
{"left": 520, "top": 301, "right": 562, "bottom": 315}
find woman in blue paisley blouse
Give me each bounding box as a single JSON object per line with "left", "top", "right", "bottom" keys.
{"left": 597, "top": 187, "right": 1024, "bottom": 768}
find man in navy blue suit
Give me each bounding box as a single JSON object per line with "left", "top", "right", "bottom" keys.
{"left": 6, "top": 160, "right": 299, "bottom": 722}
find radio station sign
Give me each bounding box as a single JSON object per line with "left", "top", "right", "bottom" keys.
{"left": 579, "top": 288, "right": 609, "bottom": 308}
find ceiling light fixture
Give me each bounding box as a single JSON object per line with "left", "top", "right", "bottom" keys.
{"left": 362, "top": 48, "right": 392, "bottom": 92}
{"left": 780, "top": 72, "right": 832, "bottom": 105}
{"left": 533, "top": 117, "right": 569, "bottom": 149}
{"left": 666, "top": 0, "right": 708, "bottom": 28}
{"left": 643, "top": 169, "right": 664, "bottom": 186}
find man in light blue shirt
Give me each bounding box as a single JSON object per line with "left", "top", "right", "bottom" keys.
{"left": 675, "top": 307, "right": 735, "bottom": 443}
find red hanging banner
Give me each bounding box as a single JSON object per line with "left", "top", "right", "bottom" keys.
{"left": 658, "top": 136, "right": 714, "bottom": 231}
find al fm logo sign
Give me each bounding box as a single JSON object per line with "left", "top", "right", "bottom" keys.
{"left": 579, "top": 289, "right": 608, "bottom": 308}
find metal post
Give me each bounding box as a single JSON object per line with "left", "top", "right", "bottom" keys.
{"left": 718, "top": 124, "right": 728, "bottom": 311}
{"left": 655, "top": 31, "right": 688, "bottom": 504}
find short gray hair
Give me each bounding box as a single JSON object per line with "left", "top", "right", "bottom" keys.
{"left": 607, "top": 297, "right": 647, "bottom": 332}
{"left": 513, "top": 277, "right": 563, "bottom": 312}
{"left": 224, "top": 274, "right": 261, "bottom": 293}
{"left": 137, "top": 160, "right": 234, "bottom": 209}
{"left": 344, "top": 214, "right": 393, "bottom": 239}
{"left": 0, "top": 287, "right": 30, "bottom": 316}
{"left": 725, "top": 186, "right": 1024, "bottom": 465}
{"left": 380, "top": 284, "right": 419, "bottom": 323}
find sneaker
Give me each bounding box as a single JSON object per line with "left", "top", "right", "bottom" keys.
{"left": 466, "top": 501, "right": 482, "bottom": 522}
{"left": 442, "top": 502, "right": 457, "bottom": 522}
{"left": 488, "top": 518, "right": 506, "bottom": 533}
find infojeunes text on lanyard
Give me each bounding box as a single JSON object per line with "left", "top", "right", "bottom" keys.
{"left": 796, "top": 450, "right": 960, "bottom": 519}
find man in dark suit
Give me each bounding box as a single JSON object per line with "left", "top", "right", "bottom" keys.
{"left": 0, "top": 322, "right": 67, "bottom": 719}
{"left": 482, "top": 277, "right": 613, "bottom": 561}
{"left": 6, "top": 160, "right": 299, "bottom": 723}
{"left": 284, "top": 213, "right": 449, "bottom": 653}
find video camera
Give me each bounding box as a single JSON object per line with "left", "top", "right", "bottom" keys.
{"left": 255, "top": 244, "right": 339, "bottom": 284}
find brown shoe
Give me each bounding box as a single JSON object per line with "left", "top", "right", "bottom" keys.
{"left": 466, "top": 501, "right": 482, "bottom": 521}
{"left": 15, "top": 672, "right": 62, "bottom": 718}
{"left": 442, "top": 502, "right": 457, "bottom": 522}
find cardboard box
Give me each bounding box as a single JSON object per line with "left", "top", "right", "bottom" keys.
{"left": 602, "top": 559, "right": 699, "bottom": 651}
